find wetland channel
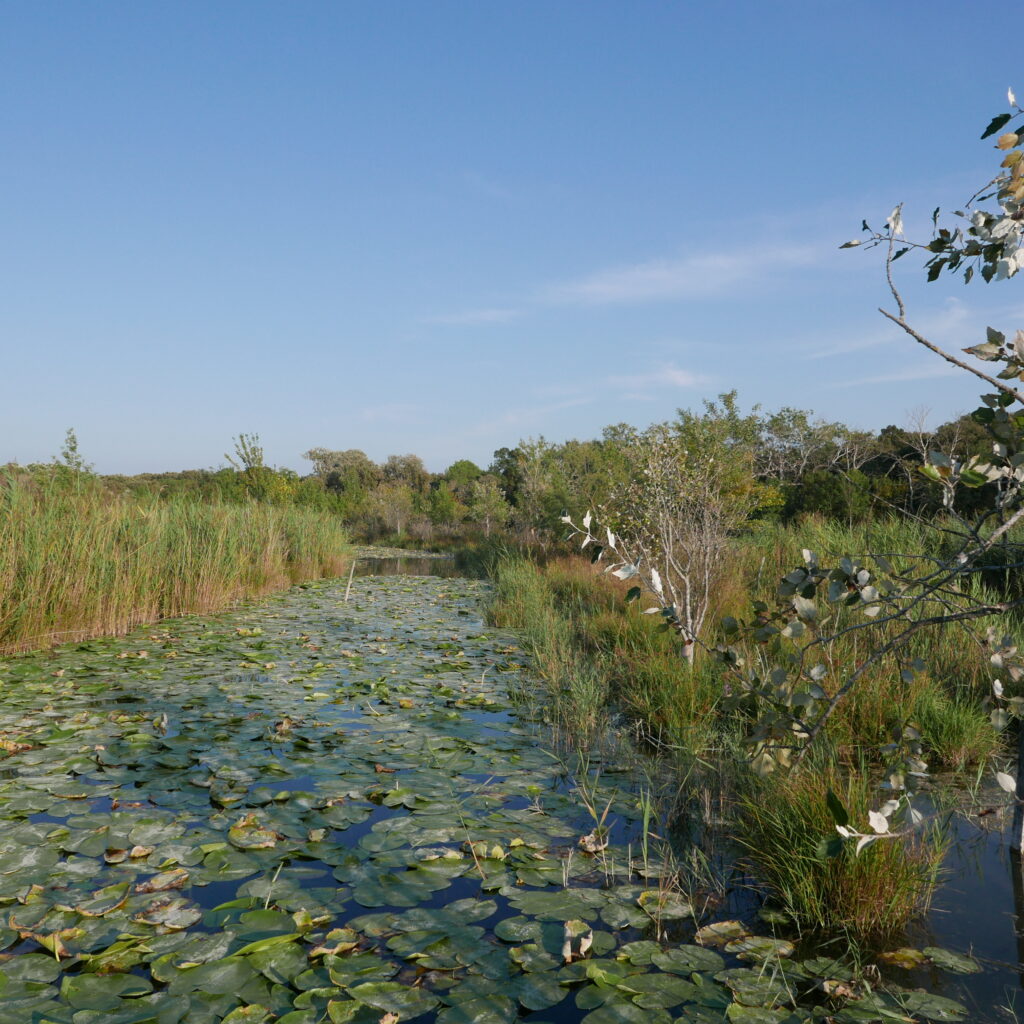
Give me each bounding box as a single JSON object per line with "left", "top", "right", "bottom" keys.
{"left": 0, "top": 557, "right": 1019, "bottom": 1022}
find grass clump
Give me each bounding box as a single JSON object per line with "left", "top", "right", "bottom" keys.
{"left": 735, "top": 761, "right": 946, "bottom": 940}
{"left": 0, "top": 473, "right": 351, "bottom": 653}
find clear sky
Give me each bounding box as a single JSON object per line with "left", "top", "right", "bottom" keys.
{"left": 2, "top": 2, "right": 1021, "bottom": 474}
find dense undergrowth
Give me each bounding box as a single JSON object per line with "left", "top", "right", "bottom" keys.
{"left": 0, "top": 473, "right": 351, "bottom": 654}
{"left": 485, "top": 516, "right": 1009, "bottom": 941}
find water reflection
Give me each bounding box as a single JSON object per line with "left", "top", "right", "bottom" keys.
{"left": 354, "top": 555, "right": 460, "bottom": 578}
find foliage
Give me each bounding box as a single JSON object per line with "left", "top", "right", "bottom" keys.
{"left": 564, "top": 399, "right": 766, "bottom": 664}
{"left": 467, "top": 477, "right": 511, "bottom": 536}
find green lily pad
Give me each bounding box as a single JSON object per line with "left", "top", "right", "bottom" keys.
{"left": 726, "top": 1006, "right": 792, "bottom": 1023}
{"left": 651, "top": 946, "right": 725, "bottom": 974}
{"left": 436, "top": 994, "right": 518, "bottom": 1024}
{"left": 636, "top": 889, "right": 693, "bottom": 920}
{"left": 725, "top": 936, "right": 795, "bottom": 961}
{"left": 617, "top": 972, "right": 700, "bottom": 1008}
{"left": 888, "top": 988, "right": 970, "bottom": 1021}
{"left": 696, "top": 921, "right": 749, "bottom": 946}
{"left": 922, "top": 946, "right": 982, "bottom": 975}
{"left": 61, "top": 973, "right": 154, "bottom": 1011}
{"left": 878, "top": 947, "right": 929, "bottom": 969}
{"left": 133, "top": 896, "right": 203, "bottom": 930}
{"left": 345, "top": 980, "right": 440, "bottom": 1019}
{"left": 581, "top": 997, "right": 672, "bottom": 1023}
{"left": 510, "top": 970, "right": 567, "bottom": 1011}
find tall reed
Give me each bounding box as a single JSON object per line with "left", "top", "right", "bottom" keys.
{"left": 0, "top": 473, "right": 350, "bottom": 653}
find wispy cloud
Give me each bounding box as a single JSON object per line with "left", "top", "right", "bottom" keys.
{"left": 425, "top": 240, "right": 825, "bottom": 326}
{"left": 605, "top": 365, "right": 710, "bottom": 391}
{"left": 808, "top": 297, "right": 1024, "bottom": 361}
{"left": 421, "top": 307, "right": 522, "bottom": 326}
{"left": 490, "top": 395, "right": 595, "bottom": 428}
{"left": 541, "top": 246, "right": 818, "bottom": 306}
{"left": 827, "top": 363, "right": 959, "bottom": 389}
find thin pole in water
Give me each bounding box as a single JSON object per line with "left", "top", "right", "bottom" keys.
{"left": 344, "top": 561, "right": 357, "bottom": 603}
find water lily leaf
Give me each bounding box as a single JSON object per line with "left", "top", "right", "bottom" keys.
{"left": 725, "top": 936, "right": 795, "bottom": 961}
{"left": 0, "top": 952, "right": 63, "bottom": 982}
{"left": 601, "top": 902, "right": 650, "bottom": 929}
{"left": 696, "top": 921, "right": 749, "bottom": 946}
{"left": 436, "top": 994, "right": 518, "bottom": 1024}
{"left": 508, "top": 889, "right": 604, "bottom": 921}
{"left": 617, "top": 972, "right": 699, "bottom": 1008}
{"left": 581, "top": 997, "right": 672, "bottom": 1023}
{"left": 921, "top": 946, "right": 982, "bottom": 975}
{"left": 493, "top": 916, "right": 538, "bottom": 942}
{"left": 345, "top": 980, "right": 439, "bottom": 1019}
{"left": 674, "top": 1008, "right": 729, "bottom": 1023}
{"left": 326, "top": 1001, "right": 387, "bottom": 1024}
{"left": 888, "top": 988, "right": 970, "bottom": 1021}
{"left": 133, "top": 896, "right": 203, "bottom": 930}
{"left": 726, "top": 1006, "right": 791, "bottom": 1023}
{"left": 134, "top": 868, "right": 190, "bottom": 894}
{"left": 651, "top": 946, "right": 725, "bottom": 974}
{"left": 167, "top": 956, "right": 259, "bottom": 996}
{"left": 221, "top": 1006, "right": 273, "bottom": 1023}
{"left": 61, "top": 972, "right": 154, "bottom": 1011}
{"left": 246, "top": 940, "right": 308, "bottom": 985}
{"left": 510, "top": 970, "right": 567, "bottom": 1010}
{"left": 327, "top": 953, "right": 400, "bottom": 987}
{"left": 509, "top": 942, "right": 560, "bottom": 972}
{"left": 877, "top": 947, "right": 928, "bottom": 969}
{"left": 228, "top": 814, "right": 280, "bottom": 849}
{"left": 636, "top": 889, "right": 693, "bottom": 920}
{"left": 799, "top": 957, "right": 854, "bottom": 981}
{"left": 716, "top": 968, "right": 793, "bottom": 1009}
{"left": 70, "top": 881, "right": 131, "bottom": 917}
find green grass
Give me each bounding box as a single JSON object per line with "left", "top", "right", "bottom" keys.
{"left": 735, "top": 759, "right": 947, "bottom": 940}
{"left": 0, "top": 472, "right": 351, "bottom": 653}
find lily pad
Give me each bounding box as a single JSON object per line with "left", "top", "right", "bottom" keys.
{"left": 346, "top": 980, "right": 440, "bottom": 1019}
{"left": 922, "top": 946, "right": 982, "bottom": 975}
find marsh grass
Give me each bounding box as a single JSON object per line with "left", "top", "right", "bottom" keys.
{"left": 0, "top": 473, "right": 350, "bottom": 653}
{"left": 488, "top": 513, "right": 1008, "bottom": 941}
{"left": 489, "top": 555, "right": 609, "bottom": 738}
{"left": 735, "top": 760, "right": 947, "bottom": 939}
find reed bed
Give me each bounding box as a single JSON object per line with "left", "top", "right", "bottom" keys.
{"left": 0, "top": 474, "right": 350, "bottom": 653}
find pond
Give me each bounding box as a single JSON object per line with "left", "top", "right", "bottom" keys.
{"left": 0, "top": 562, "right": 1013, "bottom": 1023}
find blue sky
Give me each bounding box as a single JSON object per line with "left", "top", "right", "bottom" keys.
{"left": 2, "top": 2, "right": 1021, "bottom": 474}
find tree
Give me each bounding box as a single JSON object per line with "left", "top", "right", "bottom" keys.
{"left": 369, "top": 482, "right": 415, "bottom": 536}
{"left": 225, "top": 433, "right": 284, "bottom": 502}
{"left": 302, "top": 448, "right": 382, "bottom": 492}
{"left": 382, "top": 454, "right": 429, "bottom": 493}
{"left": 564, "top": 401, "right": 763, "bottom": 666}
{"left": 444, "top": 459, "right": 483, "bottom": 497}
{"left": 468, "top": 477, "right": 511, "bottom": 536}
{"left": 427, "top": 482, "right": 461, "bottom": 526}
{"left": 756, "top": 407, "right": 851, "bottom": 483}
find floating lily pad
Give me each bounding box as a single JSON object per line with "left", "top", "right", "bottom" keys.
{"left": 346, "top": 980, "right": 440, "bottom": 1019}
{"left": 652, "top": 946, "right": 725, "bottom": 974}
{"left": 725, "top": 936, "right": 795, "bottom": 961}
{"left": 637, "top": 889, "right": 693, "bottom": 920}
{"left": 878, "top": 947, "right": 929, "bottom": 969}
{"left": 436, "top": 994, "right": 518, "bottom": 1024}
{"left": 696, "top": 921, "right": 749, "bottom": 946}
{"left": 921, "top": 946, "right": 982, "bottom": 975}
